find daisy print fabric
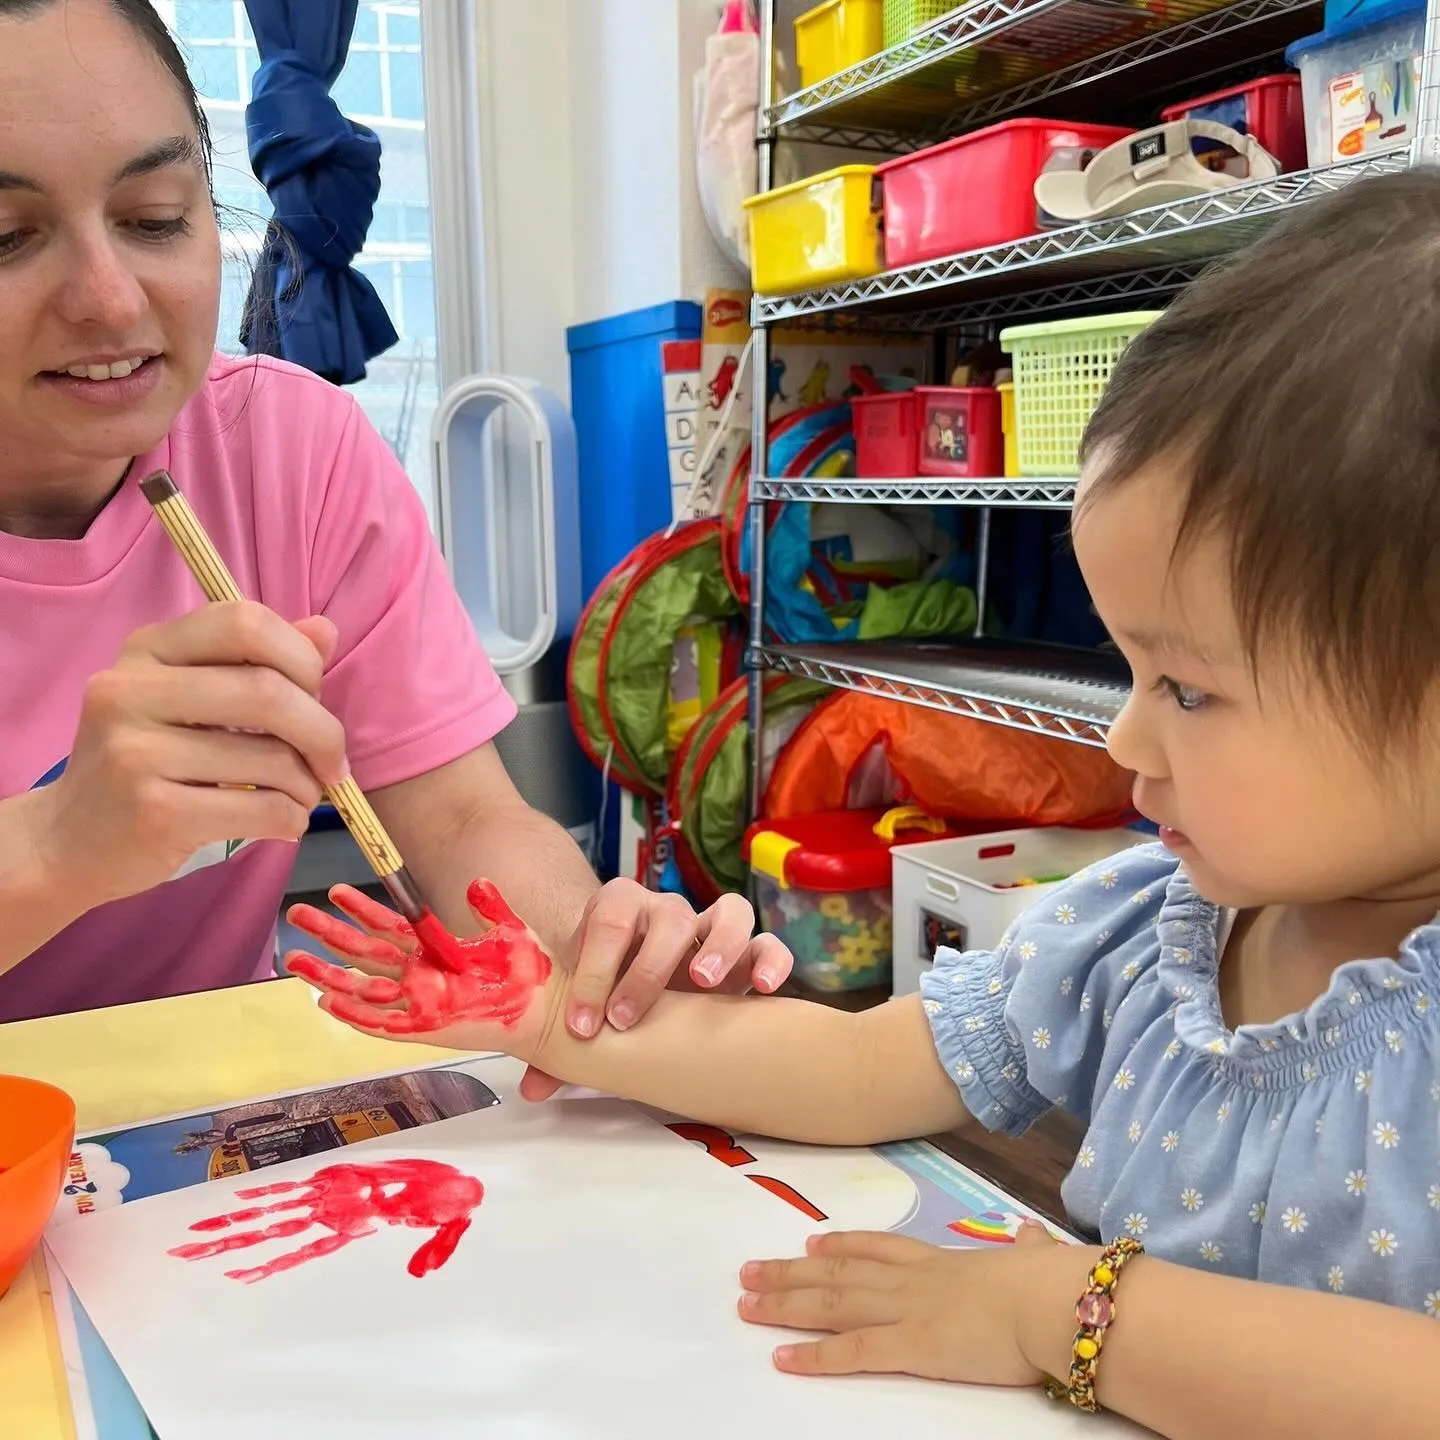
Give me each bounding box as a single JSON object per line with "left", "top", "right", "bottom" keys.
{"left": 919, "top": 843, "right": 1440, "bottom": 1316}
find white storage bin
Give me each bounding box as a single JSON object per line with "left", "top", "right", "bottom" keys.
{"left": 1285, "top": 0, "right": 1425, "bottom": 168}
{"left": 890, "top": 826, "right": 1146, "bottom": 997}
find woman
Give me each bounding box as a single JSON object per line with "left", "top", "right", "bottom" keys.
{"left": 0, "top": 0, "right": 790, "bottom": 1079}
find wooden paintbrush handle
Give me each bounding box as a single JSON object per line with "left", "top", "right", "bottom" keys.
{"left": 138, "top": 470, "right": 409, "bottom": 888}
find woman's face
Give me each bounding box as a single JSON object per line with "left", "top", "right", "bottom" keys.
{"left": 0, "top": 0, "right": 221, "bottom": 485}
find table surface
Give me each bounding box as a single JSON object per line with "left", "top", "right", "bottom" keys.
{"left": 0, "top": 976, "right": 1083, "bottom": 1440}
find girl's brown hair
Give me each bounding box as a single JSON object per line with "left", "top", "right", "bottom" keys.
{"left": 1081, "top": 168, "right": 1440, "bottom": 750}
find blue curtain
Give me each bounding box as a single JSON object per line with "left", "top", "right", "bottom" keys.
{"left": 240, "top": 0, "right": 398, "bottom": 385}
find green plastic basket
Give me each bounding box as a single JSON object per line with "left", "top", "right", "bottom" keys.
{"left": 998, "top": 312, "right": 1163, "bottom": 477}
{"left": 882, "top": 0, "right": 962, "bottom": 46}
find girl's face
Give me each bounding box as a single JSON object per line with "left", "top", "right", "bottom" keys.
{"left": 0, "top": 0, "right": 221, "bottom": 487}
{"left": 1074, "top": 465, "right": 1440, "bottom": 910}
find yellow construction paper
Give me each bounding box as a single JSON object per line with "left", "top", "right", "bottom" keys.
{"left": 0, "top": 978, "right": 472, "bottom": 1438}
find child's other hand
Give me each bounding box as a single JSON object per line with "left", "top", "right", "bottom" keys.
{"left": 738, "top": 1223, "right": 1088, "bottom": 1387}
{"left": 282, "top": 881, "right": 560, "bottom": 1061}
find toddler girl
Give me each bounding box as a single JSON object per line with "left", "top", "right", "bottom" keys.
{"left": 290, "top": 170, "right": 1440, "bottom": 1437}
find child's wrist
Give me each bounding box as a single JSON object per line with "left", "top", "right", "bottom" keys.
{"left": 518, "top": 964, "right": 575, "bottom": 1075}
{"left": 1015, "top": 1243, "right": 1107, "bottom": 1384}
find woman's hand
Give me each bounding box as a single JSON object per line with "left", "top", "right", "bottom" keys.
{"left": 738, "top": 1224, "right": 1092, "bottom": 1386}
{"left": 30, "top": 601, "right": 347, "bottom": 907}
{"left": 561, "top": 880, "right": 793, "bottom": 1033}
{"left": 282, "top": 880, "right": 562, "bottom": 1062}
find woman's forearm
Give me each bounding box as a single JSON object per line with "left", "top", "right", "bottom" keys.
{"left": 0, "top": 790, "right": 87, "bottom": 975}
{"left": 1017, "top": 1244, "right": 1438, "bottom": 1438}
{"left": 524, "top": 984, "right": 971, "bottom": 1147}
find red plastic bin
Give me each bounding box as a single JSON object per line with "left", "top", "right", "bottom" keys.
{"left": 1160, "top": 74, "right": 1307, "bottom": 174}
{"left": 852, "top": 386, "right": 1003, "bottom": 478}
{"left": 875, "top": 118, "right": 1133, "bottom": 265}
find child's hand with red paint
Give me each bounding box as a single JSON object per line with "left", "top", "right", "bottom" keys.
{"left": 282, "top": 880, "right": 562, "bottom": 1061}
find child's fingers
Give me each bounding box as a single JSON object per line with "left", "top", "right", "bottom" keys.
{"left": 328, "top": 885, "right": 418, "bottom": 951}
{"left": 284, "top": 905, "right": 407, "bottom": 977}
{"left": 740, "top": 1254, "right": 902, "bottom": 1296}
{"left": 771, "top": 1326, "right": 908, "bottom": 1376}
{"left": 321, "top": 992, "right": 433, "bottom": 1037}
{"left": 739, "top": 1282, "right": 900, "bottom": 1332}
{"left": 465, "top": 878, "right": 524, "bottom": 932}
{"left": 803, "top": 1230, "right": 929, "bottom": 1265}
{"left": 284, "top": 951, "right": 405, "bottom": 1006}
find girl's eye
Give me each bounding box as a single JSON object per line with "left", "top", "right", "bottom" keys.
{"left": 0, "top": 228, "right": 32, "bottom": 260}
{"left": 1157, "top": 677, "right": 1209, "bottom": 712}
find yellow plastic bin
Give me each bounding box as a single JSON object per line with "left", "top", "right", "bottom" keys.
{"left": 795, "top": 0, "right": 884, "bottom": 88}
{"left": 743, "top": 165, "right": 883, "bottom": 295}
{"left": 997, "top": 380, "right": 1018, "bottom": 478}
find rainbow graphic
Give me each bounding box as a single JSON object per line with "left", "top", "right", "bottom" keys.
{"left": 947, "top": 1210, "right": 1019, "bottom": 1244}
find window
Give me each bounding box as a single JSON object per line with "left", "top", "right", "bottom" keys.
{"left": 157, "top": 1, "right": 441, "bottom": 520}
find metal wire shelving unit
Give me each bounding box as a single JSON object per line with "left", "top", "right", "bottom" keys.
{"left": 770, "top": 0, "right": 1323, "bottom": 148}
{"left": 753, "top": 642, "right": 1129, "bottom": 747}
{"left": 745, "top": 0, "right": 1440, "bottom": 812}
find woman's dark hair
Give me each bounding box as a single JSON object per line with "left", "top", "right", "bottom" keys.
{"left": 1080, "top": 168, "right": 1440, "bottom": 753}
{"left": 0, "top": 0, "right": 214, "bottom": 184}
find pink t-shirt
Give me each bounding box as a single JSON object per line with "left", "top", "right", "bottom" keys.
{"left": 0, "top": 354, "right": 516, "bottom": 1022}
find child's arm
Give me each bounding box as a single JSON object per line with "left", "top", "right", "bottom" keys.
{"left": 526, "top": 985, "right": 971, "bottom": 1146}
{"left": 1014, "top": 1241, "right": 1437, "bottom": 1437}
{"left": 284, "top": 881, "right": 972, "bottom": 1147}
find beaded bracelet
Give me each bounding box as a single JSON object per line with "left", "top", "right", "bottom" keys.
{"left": 1042, "top": 1236, "right": 1145, "bottom": 1413}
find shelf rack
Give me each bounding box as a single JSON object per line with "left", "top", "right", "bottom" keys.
{"left": 752, "top": 642, "right": 1129, "bottom": 747}
{"left": 745, "top": 0, "right": 1440, "bottom": 813}
{"left": 751, "top": 476, "right": 1076, "bottom": 507}
{"left": 770, "top": 0, "right": 1322, "bottom": 150}
{"left": 754, "top": 154, "right": 1403, "bottom": 327}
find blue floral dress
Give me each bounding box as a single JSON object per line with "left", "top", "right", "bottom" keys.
{"left": 921, "top": 843, "right": 1440, "bottom": 1315}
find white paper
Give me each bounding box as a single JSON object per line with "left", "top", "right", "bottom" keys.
{"left": 47, "top": 1090, "right": 1134, "bottom": 1439}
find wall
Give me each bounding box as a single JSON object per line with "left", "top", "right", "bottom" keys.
{"left": 471, "top": 0, "right": 748, "bottom": 399}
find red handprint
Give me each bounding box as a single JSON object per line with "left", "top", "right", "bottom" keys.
{"left": 167, "top": 1158, "right": 483, "bottom": 1283}
{"left": 284, "top": 878, "right": 552, "bottom": 1036}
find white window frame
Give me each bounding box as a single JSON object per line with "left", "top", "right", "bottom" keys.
{"left": 420, "top": 2, "right": 489, "bottom": 389}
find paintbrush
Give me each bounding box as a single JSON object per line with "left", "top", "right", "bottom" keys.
{"left": 139, "top": 469, "right": 469, "bottom": 974}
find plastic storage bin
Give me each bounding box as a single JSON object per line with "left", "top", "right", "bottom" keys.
{"left": 1286, "top": 0, "right": 1425, "bottom": 166}
{"left": 795, "top": 0, "right": 884, "bottom": 87}
{"left": 875, "top": 119, "right": 1134, "bottom": 265}
{"left": 883, "top": 0, "right": 961, "bottom": 45}
{"left": 998, "top": 381, "right": 1018, "bottom": 477}
{"left": 743, "top": 165, "right": 883, "bottom": 295}
{"left": 745, "top": 807, "right": 954, "bottom": 992}
{"left": 852, "top": 386, "right": 1003, "bottom": 477}
{"left": 999, "top": 312, "right": 1162, "bottom": 476}
{"left": 890, "top": 826, "right": 1145, "bottom": 996}
{"left": 1160, "top": 74, "right": 1308, "bottom": 173}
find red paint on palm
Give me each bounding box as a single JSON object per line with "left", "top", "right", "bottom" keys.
{"left": 167, "top": 1158, "right": 483, "bottom": 1283}
{"left": 286, "top": 879, "right": 552, "bottom": 1035}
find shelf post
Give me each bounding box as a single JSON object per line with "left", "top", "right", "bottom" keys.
{"left": 746, "top": 0, "right": 779, "bottom": 825}
{"left": 1414, "top": 0, "right": 1440, "bottom": 164}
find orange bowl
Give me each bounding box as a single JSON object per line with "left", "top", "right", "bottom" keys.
{"left": 0, "top": 1076, "right": 76, "bottom": 1297}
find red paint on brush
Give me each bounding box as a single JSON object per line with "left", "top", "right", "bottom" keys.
{"left": 411, "top": 908, "right": 472, "bottom": 975}
{"left": 168, "top": 1159, "right": 483, "bottom": 1282}
{"left": 286, "top": 879, "right": 552, "bottom": 1036}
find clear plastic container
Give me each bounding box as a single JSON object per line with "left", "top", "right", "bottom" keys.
{"left": 1286, "top": 0, "right": 1425, "bottom": 166}
{"left": 744, "top": 807, "right": 954, "bottom": 992}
